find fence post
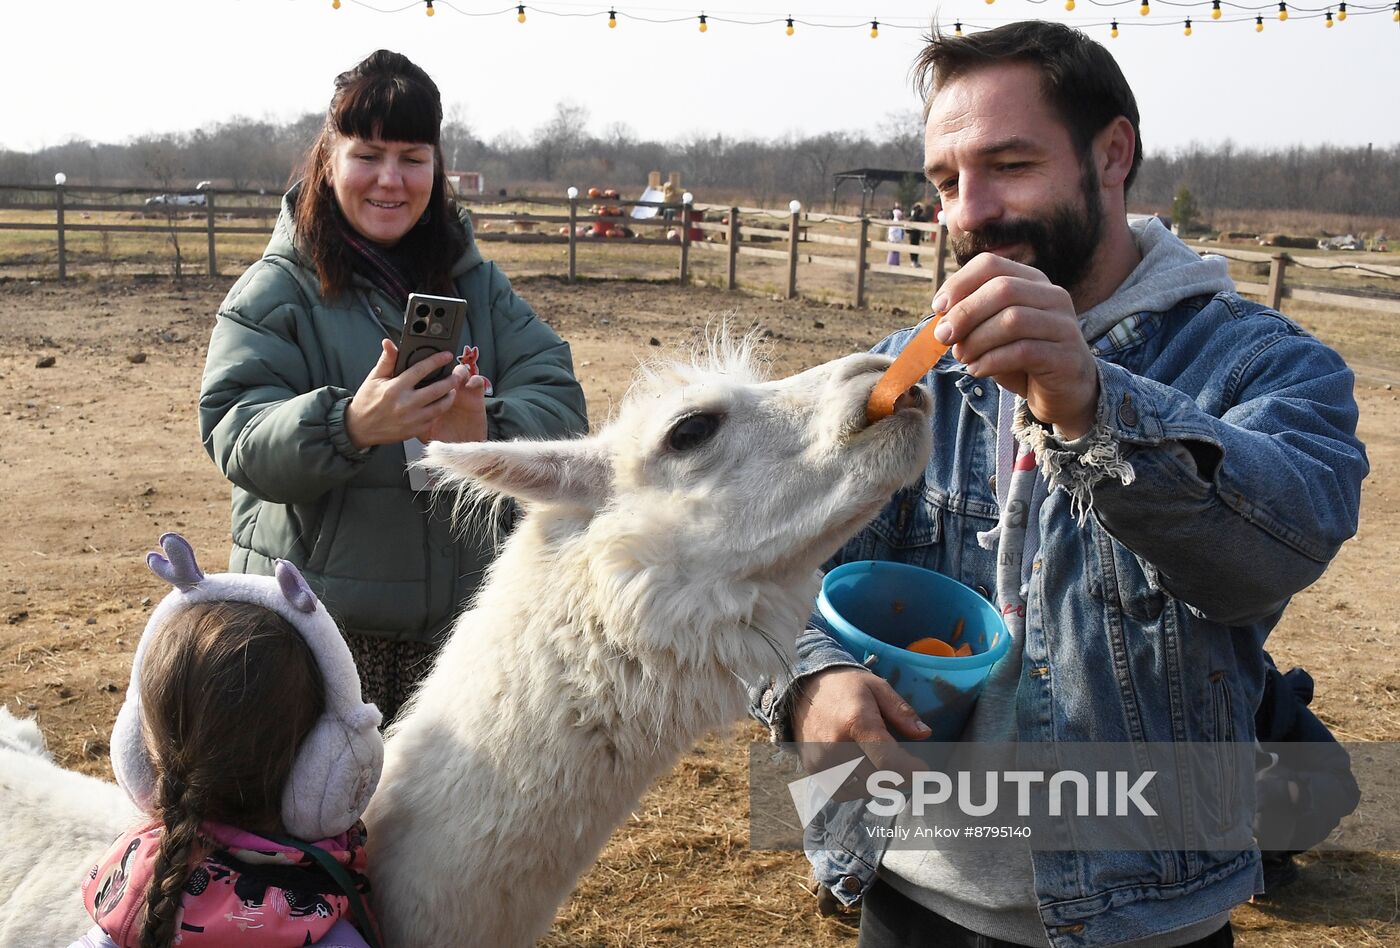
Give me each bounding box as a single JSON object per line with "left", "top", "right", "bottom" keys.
{"left": 932, "top": 222, "right": 948, "bottom": 298}
{"left": 679, "top": 192, "right": 693, "bottom": 287}
{"left": 786, "top": 200, "right": 801, "bottom": 300}
{"left": 204, "top": 188, "right": 218, "bottom": 277}
{"left": 855, "top": 216, "right": 869, "bottom": 308}
{"left": 55, "top": 177, "right": 67, "bottom": 283}
{"left": 1267, "top": 252, "right": 1288, "bottom": 311}
{"left": 726, "top": 206, "right": 739, "bottom": 291}
{"left": 566, "top": 187, "right": 578, "bottom": 283}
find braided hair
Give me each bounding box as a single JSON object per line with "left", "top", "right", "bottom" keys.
{"left": 136, "top": 601, "right": 325, "bottom": 948}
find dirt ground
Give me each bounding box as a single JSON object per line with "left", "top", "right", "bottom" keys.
{"left": 2, "top": 273, "right": 1398, "bottom": 947}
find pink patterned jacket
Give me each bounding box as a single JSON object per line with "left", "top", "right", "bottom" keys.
{"left": 80, "top": 819, "right": 373, "bottom": 947}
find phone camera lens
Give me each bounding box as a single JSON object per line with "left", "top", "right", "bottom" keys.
{"left": 434, "top": 307, "right": 446, "bottom": 318}
{"left": 415, "top": 304, "right": 431, "bottom": 318}
{"left": 429, "top": 322, "right": 445, "bottom": 337}
{"left": 411, "top": 319, "right": 429, "bottom": 334}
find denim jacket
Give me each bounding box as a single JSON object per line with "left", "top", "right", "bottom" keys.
{"left": 750, "top": 291, "right": 1368, "bottom": 947}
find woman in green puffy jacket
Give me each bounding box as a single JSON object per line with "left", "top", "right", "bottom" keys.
{"left": 199, "top": 50, "right": 588, "bottom": 720}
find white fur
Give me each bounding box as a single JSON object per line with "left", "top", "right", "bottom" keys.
{"left": 365, "top": 346, "right": 931, "bottom": 946}
{"left": 0, "top": 708, "right": 138, "bottom": 945}
{"left": 0, "top": 347, "right": 930, "bottom": 947}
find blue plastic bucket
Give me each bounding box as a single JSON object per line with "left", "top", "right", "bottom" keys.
{"left": 817, "top": 560, "right": 1011, "bottom": 741}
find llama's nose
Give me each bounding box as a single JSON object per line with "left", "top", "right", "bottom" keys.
{"left": 892, "top": 386, "right": 924, "bottom": 413}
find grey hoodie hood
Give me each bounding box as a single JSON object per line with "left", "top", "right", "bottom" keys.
{"left": 1079, "top": 216, "right": 1234, "bottom": 344}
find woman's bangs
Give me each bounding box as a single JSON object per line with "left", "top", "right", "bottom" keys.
{"left": 333, "top": 78, "right": 440, "bottom": 145}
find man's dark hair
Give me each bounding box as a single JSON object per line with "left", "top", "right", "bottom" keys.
{"left": 913, "top": 21, "right": 1143, "bottom": 192}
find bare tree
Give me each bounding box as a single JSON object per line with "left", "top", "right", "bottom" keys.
{"left": 603, "top": 121, "right": 635, "bottom": 150}
{"left": 532, "top": 101, "right": 591, "bottom": 181}
{"left": 131, "top": 135, "right": 188, "bottom": 280}
{"left": 877, "top": 110, "right": 925, "bottom": 170}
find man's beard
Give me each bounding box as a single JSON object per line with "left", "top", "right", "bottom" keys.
{"left": 950, "top": 161, "right": 1104, "bottom": 294}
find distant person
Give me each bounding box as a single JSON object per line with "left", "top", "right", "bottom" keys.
{"left": 887, "top": 203, "right": 906, "bottom": 266}
{"left": 200, "top": 50, "right": 588, "bottom": 721}
{"left": 908, "top": 201, "right": 930, "bottom": 268}
{"left": 754, "top": 20, "right": 1367, "bottom": 947}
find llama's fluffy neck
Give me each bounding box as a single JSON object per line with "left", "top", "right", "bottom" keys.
{"left": 463, "top": 503, "right": 810, "bottom": 745}
{"left": 368, "top": 499, "right": 816, "bottom": 947}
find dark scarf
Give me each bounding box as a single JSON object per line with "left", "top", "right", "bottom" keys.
{"left": 338, "top": 216, "right": 420, "bottom": 312}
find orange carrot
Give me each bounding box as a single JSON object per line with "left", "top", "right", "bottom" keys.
{"left": 866, "top": 312, "right": 949, "bottom": 422}
{"left": 954, "top": 643, "right": 973, "bottom": 657}
{"left": 907, "top": 636, "right": 955, "bottom": 657}
{"left": 951, "top": 617, "right": 965, "bottom": 642}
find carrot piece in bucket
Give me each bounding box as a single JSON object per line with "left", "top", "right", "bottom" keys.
{"left": 907, "top": 636, "right": 956, "bottom": 657}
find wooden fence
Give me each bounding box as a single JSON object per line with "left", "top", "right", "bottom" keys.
{"left": 2, "top": 183, "right": 1398, "bottom": 316}
{"left": 1176, "top": 243, "right": 1400, "bottom": 315}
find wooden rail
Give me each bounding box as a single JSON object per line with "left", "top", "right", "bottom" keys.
{"left": 3, "top": 183, "right": 1396, "bottom": 316}
{"left": 1182, "top": 242, "right": 1400, "bottom": 314}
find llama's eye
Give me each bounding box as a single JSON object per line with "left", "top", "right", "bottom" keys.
{"left": 667, "top": 413, "right": 723, "bottom": 452}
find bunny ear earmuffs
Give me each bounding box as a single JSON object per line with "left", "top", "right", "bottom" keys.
{"left": 110, "top": 533, "right": 383, "bottom": 840}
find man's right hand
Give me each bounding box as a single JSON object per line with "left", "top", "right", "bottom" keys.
{"left": 791, "top": 666, "right": 931, "bottom": 786}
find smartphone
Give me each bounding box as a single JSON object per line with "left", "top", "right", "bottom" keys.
{"left": 394, "top": 293, "right": 468, "bottom": 389}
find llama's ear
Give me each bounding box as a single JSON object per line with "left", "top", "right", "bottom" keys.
{"left": 422, "top": 439, "right": 612, "bottom": 508}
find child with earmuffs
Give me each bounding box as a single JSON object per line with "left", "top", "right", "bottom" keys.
{"left": 71, "top": 534, "right": 385, "bottom": 948}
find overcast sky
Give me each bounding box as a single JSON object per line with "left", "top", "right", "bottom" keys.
{"left": 4, "top": 0, "right": 1398, "bottom": 160}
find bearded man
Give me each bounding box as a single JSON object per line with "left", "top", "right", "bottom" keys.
{"left": 751, "top": 20, "right": 1368, "bottom": 948}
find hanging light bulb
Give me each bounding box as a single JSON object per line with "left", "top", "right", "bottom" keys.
{"left": 1393, "top": 2, "right": 1399, "bottom": 21}
{"left": 1139, "top": 0, "right": 1149, "bottom": 15}
{"left": 1277, "top": 2, "right": 1288, "bottom": 20}
{"left": 699, "top": 13, "right": 707, "bottom": 31}
{"left": 1211, "top": 0, "right": 1221, "bottom": 18}
{"left": 1110, "top": 19, "right": 1119, "bottom": 36}
{"left": 1337, "top": 1, "right": 1346, "bottom": 19}
{"left": 1065, "top": 0, "right": 1075, "bottom": 10}
{"left": 870, "top": 18, "right": 879, "bottom": 38}
{"left": 608, "top": 7, "right": 616, "bottom": 27}
{"left": 1255, "top": 14, "right": 1264, "bottom": 30}
{"left": 1184, "top": 17, "right": 1192, "bottom": 34}
{"left": 954, "top": 20, "right": 963, "bottom": 35}
{"left": 785, "top": 16, "right": 794, "bottom": 35}
{"left": 424, "top": 0, "right": 434, "bottom": 15}
{"left": 1325, "top": 9, "right": 1334, "bottom": 25}
{"left": 984, "top": 0, "right": 995, "bottom": 5}
{"left": 517, "top": 3, "right": 526, "bottom": 22}
{"left": 332, "top": 0, "right": 340, "bottom": 8}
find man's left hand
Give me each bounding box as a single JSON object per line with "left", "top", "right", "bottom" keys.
{"left": 933, "top": 253, "right": 1099, "bottom": 439}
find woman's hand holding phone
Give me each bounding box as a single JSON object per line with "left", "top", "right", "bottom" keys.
{"left": 419, "top": 363, "right": 488, "bottom": 445}
{"left": 346, "top": 340, "right": 477, "bottom": 450}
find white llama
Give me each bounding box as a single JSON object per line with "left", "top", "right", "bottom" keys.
{"left": 366, "top": 344, "right": 930, "bottom": 946}
{"left": 0, "top": 345, "right": 931, "bottom": 947}
{"left": 0, "top": 708, "right": 138, "bottom": 946}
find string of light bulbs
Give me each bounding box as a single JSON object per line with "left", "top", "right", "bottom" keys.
{"left": 333, "top": 0, "right": 1400, "bottom": 32}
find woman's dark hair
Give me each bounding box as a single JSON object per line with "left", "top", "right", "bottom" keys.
{"left": 137, "top": 601, "right": 325, "bottom": 948}
{"left": 912, "top": 21, "right": 1143, "bottom": 193}
{"left": 294, "top": 49, "right": 465, "bottom": 299}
